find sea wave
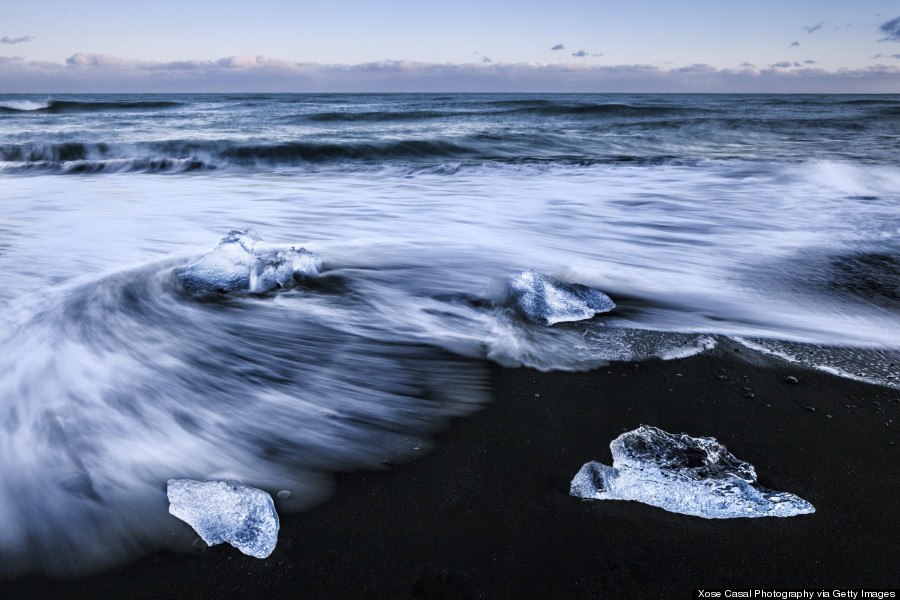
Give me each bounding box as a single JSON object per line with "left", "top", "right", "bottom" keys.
{"left": 0, "top": 99, "right": 53, "bottom": 112}
{"left": 0, "top": 99, "right": 183, "bottom": 113}
{"left": 2, "top": 94, "right": 898, "bottom": 170}
{"left": 507, "top": 103, "right": 709, "bottom": 118}
{"left": 0, "top": 139, "right": 478, "bottom": 173}
{"left": 0, "top": 142, "right": 210, "bottom": 173}
{"left": 833, "top": 98, "right": 900, "bottom": 106}
{"left": 292, "top": 103, "right": 706, "bottom": 122}
{"left": 0, "top": 137, "right": 705, "bottom": 173}
{"left": 300, "top": 110, "right": 474, "bottom": 122}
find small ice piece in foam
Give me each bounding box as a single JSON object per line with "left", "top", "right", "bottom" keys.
{"left": 510, "top": 271, "right": 615, "bottom": 326}
{"left": 167, "top": 479, "right": 280, "bottom": 558}
{"left": 570, "top": 425, "right": 815, "bottom": 519}
{"left": 250, "top": 247, "right": 323, "bottom": 293}
{"left": 178, "top": 229, "right": 321, "bottom": 293}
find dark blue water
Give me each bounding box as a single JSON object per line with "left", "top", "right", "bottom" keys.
{"left": 1, "top": 94, "right": 899, "bottom": 576}
{"left": 2, "top": 93, "right": 899, "bottom": 172}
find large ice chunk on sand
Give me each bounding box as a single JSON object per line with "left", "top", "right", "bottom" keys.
{"left": 510, "top": 271, "right": 614, "bottom": 326}
{"left": 570, "top": 425, "right": 815, "bottom": 519}
{"left": 178, "top": 229, "right": 321, "bottom": 293}
{"left": 167, "top": 479, "right": 280, "bottom": 558}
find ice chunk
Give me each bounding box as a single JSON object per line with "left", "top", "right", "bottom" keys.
{"left": 570, "top": 425, "right": 815, "bottom": 518}
{"left": 279, "top": 246, "right": 323, "bottom": 278}
{"left": 167, "top": 479, "right": 280, "bottom": 558}
{"left": 510, "top": 271, "right": 615, "bottom": 326}
{"left": 250, "top": 248, "right": 323, "bottom": 293}
{"left": 178, "top": 229, "right": 321, "bottom": 293}
{"left": 178, "top": 229, "right": 261, "bottom": 292}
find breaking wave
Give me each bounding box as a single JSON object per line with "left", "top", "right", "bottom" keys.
{"left": 0, "top": 139, "right": 696, "bottom": 173}
{"left": 0, "top": 99, "right": 182, "bottom": 113}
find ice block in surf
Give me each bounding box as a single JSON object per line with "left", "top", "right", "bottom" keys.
{"left": 178, "top": 229, "right": 321, "bottom": 293}
{"left": 510, "top": 271, "right": 615, "bottom": 325}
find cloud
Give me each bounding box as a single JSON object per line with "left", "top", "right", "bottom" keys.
{"left": 66, "top": 53, "right": 125, "bottom": 67}
{"left": 675, "top": 64, "right": 717, "bottom": 74}
{"left": 482, "top": 56, "right": 493, "bottom": 63}
{"left": 1, "top": 35, "right": 35, "bottom": 44}
{"left": 592, "top": 53, "right": 603, "bottom": 57}
{"left": 139, "top": 59, "right": 211, "bottom": 71}
{"left": 803, "top": 23, "right": 823, "bottom": 34}
{"left": 551, "top": 44, "right": 565, "bottom": 51}
{"left": 879, "top": 17, "right": 900, "bottom": 42}
{"left": 740, "top": 62, "right": 756, "bottom": 68}
{"left": 770, "top": 61, "right": 803, "bottom": 68}
{"left": 215, "top": 55, "right": 295, "bottom": 69}
{"left": 571, "top": 50, "right": 587, "bottom": 58}
{"left": 0, "top": 53, "right": 898, "bottom": 93}
{"left": 804, "top": 59, "right": 818, "bottom": 64}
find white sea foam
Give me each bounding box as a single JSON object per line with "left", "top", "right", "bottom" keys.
{"left": 3, "top": 159, "right": 899, "bottom": 344}
{"left": 732, "top": 337, "right": 900, "bottom": 389}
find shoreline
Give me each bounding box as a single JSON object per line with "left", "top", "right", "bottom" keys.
{"left": 6, "top": 340, "right": 898, "bottom": 598}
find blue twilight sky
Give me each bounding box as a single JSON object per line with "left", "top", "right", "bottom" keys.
{"left": 1, "top": 0, "right": 899, "bottom": 92}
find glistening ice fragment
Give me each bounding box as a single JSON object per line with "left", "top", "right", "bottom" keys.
{"left": 570, "top": 425, "right": 815, "bottom": 518}
{"left": 167, "top": 479, "right": 280, "bottom": 558}
{"left": 178, "top": 229, "right": 321, "bottom": 293}
{"left": 510, "top": 271, "right": 615, "bottom": 326}
{"left": 250, "top": 247, "right": 321, "bottom": 292}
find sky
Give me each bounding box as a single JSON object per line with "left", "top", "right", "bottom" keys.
{"left": 1, "top": 0, "right": 899, "bottom": 92}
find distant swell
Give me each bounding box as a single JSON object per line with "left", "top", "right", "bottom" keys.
{"left": 292, "top": 103, "right": 703, "bottom": 123}
{"left": 221, "top": 139, "right": 477, "bottom": 162}
{"left": 0, "top": 99, "right": 182, "bottom": 113}
{"left": 835, "top": 99, "right": 900, "bottom": 106}
{"left": 301, "top": 110, "right": 474, "bottom": 122}
{"left": 485, "top": 99, "right": 558, "bottom": 107}
{"left": 508, "top": 103, "right": 706, "bottom": 118}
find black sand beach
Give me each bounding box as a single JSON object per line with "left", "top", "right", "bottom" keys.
{"left": 6, "top": 339, "right": 898, "bottom": 599}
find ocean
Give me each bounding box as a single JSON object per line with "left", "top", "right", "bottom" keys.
{"left": 1, "top": 93, "right": 898, "bottom": 574}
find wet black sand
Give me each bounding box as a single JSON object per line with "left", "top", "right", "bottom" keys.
{"left": 6, "top": 339, "right": 898, "bottom": 598}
